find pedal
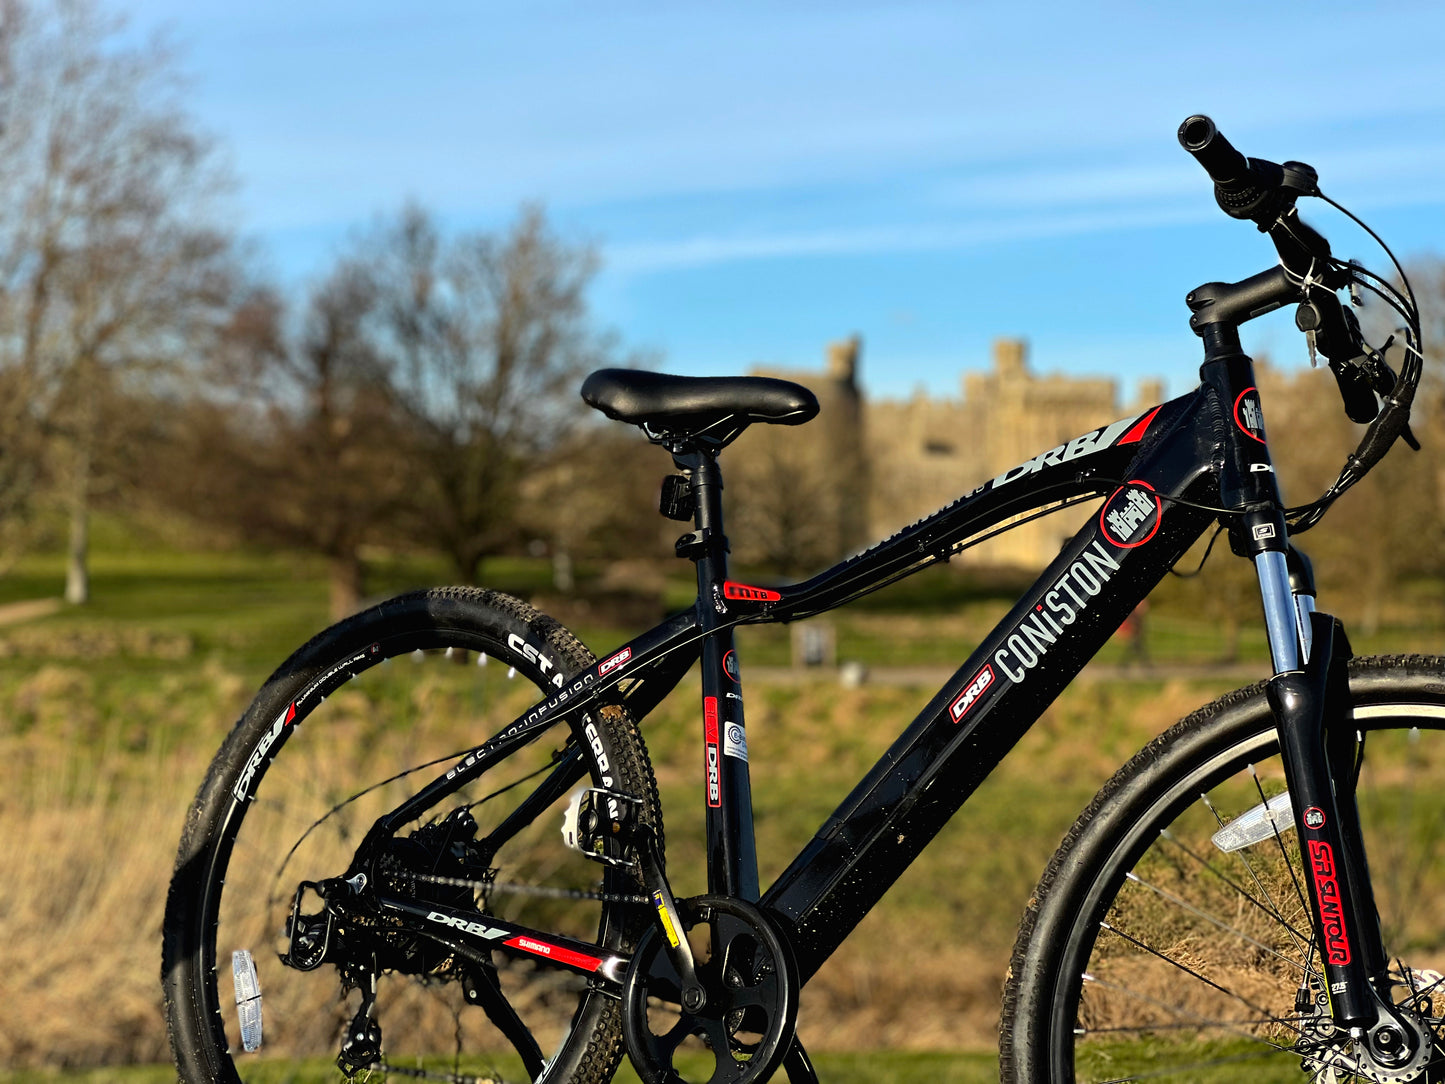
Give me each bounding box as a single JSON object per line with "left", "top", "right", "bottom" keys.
{"left": 282, "top": 881, "right": 335, "bottom": 971}
{"left": 561, "top": 787, "right": 643, "bottom": 867}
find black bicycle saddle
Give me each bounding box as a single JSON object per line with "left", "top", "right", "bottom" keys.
{"left": 581, "top": 368, "right": 819, "bottom": 434}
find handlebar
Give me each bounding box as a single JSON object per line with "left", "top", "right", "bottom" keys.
{"left": 1178, "top": 115, "right": 1299, "bottom": 224}
{"left": 1177, "top": 114, "right": 1424, "bottom": 502}
{"left": 1178, "top": 116, "right": 1253, "bottom": 192}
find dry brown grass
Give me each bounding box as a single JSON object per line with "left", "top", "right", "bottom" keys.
{"left": 0, "top": 684, "right": 217, "bottom": 1068}
{"left": 0, "top": 661, "right": 1240, "bottom": 1071}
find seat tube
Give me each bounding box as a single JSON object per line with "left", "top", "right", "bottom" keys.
{"left": 680, "top": 450, "right": 761, "bottom": 902}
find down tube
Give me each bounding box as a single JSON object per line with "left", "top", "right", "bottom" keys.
{"left": 759, "top": 479, "right": 1216, "bottom": 983}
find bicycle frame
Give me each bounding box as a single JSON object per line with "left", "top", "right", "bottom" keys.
{"left": 366, "top": 335, "right": 1392, "bottom": 1032}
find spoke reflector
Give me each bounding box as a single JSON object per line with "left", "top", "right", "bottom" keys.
{"left": 1211, "top": 790, "right": 1292, "bottom": 852}
{"left": 232, "top": 949, "right": 263, "bottom": 1052}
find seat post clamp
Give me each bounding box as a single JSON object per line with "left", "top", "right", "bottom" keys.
{"left": 675, "top": 528, "right": 728, "bottom": 560}
{"left": 660, "top": 475, "right": 695, "bottom": 522}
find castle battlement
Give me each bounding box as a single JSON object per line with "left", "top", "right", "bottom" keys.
{"left": 745, "top": 337, "right": 1164, "bottom": 571}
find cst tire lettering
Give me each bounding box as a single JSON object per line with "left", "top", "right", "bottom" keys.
{"left": 507, "top": 632, "right": 564, "bottom": 688}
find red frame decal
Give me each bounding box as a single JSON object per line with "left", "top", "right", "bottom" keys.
{"left": 704, "top": 696, "right": 721, "bottom": 807}
{"left": 503, "top": 935, "right": 602, "bottom": 972}
{"left": 1308, "top": 839, "right": 1351, "bottom": 965}
{"left": 1099, "top": 480, "right": 1162, "bottom": 550}
{"left": 1118, "top": 406, "right": 1161, "bottom": 445}
{"left": 723, "top": 581, "right": 782, "bottom": 602}
{"left": 1233, "top": 386, "right": 1267, "bottom": 444}
{"left": 599, "top": 647, "right": 631, "bottom": 676}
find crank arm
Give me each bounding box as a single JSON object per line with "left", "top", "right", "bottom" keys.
{"left": 635, "top": 830, "right": 706, "bottom": 1010}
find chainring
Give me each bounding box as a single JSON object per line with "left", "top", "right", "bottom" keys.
{"left": 622, "top": 895, "right": 798, "bottom": 1084}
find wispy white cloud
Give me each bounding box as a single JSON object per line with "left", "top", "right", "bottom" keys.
{"left": 603, "top": 135, "right": 1445, "bottom": 275}
{"left": 607, "top": 204, "right": 1208, "bottom": 274}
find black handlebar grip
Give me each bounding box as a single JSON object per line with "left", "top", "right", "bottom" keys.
{"left": 1178, "top": 115, "right": 1252, "bottom": 189}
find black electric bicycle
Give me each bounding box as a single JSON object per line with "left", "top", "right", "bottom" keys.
{"left": 164, "top": 117, "right": 1438, "bottom": 1084}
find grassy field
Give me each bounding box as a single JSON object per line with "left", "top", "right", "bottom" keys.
{"left": 0, "top": 1050, "right": 1006, "bottom": 1083}
{"left": 3, "top": 524, "right": 1443, "bottom": 1079}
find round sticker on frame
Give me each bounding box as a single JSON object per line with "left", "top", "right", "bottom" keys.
{"left": 1099, "top": 481, "right": 1162, "bottom": 550}
{"left": 1234, "top": 386, "right": 1267, "bottom": 443}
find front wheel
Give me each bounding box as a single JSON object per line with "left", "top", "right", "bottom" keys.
{"left": 1002, "top": 655, "right": 1445, "bottom": 1084}
{"left": 163, "top": 587, "right": 661, "bottom": 1084}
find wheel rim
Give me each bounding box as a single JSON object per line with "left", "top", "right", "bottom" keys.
{"left": 185, "top": 627, "right": 636, "bottom": 1083}
{"left": 1053, "top": 701, "right": 1445, "bottom": 1083}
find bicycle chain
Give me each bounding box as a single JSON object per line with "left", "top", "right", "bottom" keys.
{"left": 409, "top": 868, "right": 648, "bottom": 906}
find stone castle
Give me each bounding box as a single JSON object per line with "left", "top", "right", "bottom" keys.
{"left": 746, "top": 338, "right": 1164, "bottom": 570}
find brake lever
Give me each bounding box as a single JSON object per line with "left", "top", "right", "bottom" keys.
{"left": 1298, "top": 293, "right": 1379, "bottom": 424}
{"left": 1358, "top": 335, "right": 1421, "bottom": 450}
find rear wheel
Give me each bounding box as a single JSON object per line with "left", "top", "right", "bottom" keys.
{"left": 163, "top": 588, "right": 661, "bottom": 1084}
{"left": 1002, "top": 655, "right": 1445, "bottom": 1083}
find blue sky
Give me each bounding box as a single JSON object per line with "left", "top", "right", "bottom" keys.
{"left": 127, "top": 0, "right": 1445, "bottom": 401}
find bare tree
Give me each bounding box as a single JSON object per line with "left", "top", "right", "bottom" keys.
{"left": 729, "top": 421, "right": 840, "bottom": 576}
{"left": 360, "top": 204, "right": 609, "bottom": 581}
{"left": 0, "top": 0, "right": 235, "bottom": 601}
{"left": 156, "top": 275, "right": 411, "bottom": 620}
{"left": 1259, "top": 342, "right": 1440, "bottom": 636}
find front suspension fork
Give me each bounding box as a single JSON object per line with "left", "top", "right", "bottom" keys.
{"left": 1264, "top": 610, "right": 1427, "bottom": 1069}
{"left": 1265, "top": 609, "right": 1387, "bottom": 1027}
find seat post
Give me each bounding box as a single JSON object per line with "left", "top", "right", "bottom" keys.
{"left": 672, "top": 444, "right": 761, "bottom": 901}
{"left": 675, "top": 447, "right": 726, "bottom": 561}
{"left": 672, "top": 444, "right": 734, "bottom": 625}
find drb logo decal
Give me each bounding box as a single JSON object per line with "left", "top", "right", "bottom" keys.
{"left": 1100, "top": 481, "right": 1161, "bottom": 550}
{"left": 950, "top": 665, "right": 994, "bottom": 723}
{"left": 599, "top": 648, "right": 631, "bottom": 676}
{"left": 703, "top": 697, "right": 721, "bottom": 807}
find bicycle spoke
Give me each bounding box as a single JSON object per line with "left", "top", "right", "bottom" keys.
{"left": 1095, "top": 921, "right": 1303, "bottom": 1039}
{"left": 1249, "top": 765, "right": 1314, "bottom": 930}
{"left": 1082, "top": 972, "right": 1300, "bottom": 1047}
{"left": 1080, "top": 1017, "right": 1300, "bottom": 1034}
{"left": 1190, "top": 797, "right": 1313, "bottom": 959}
{"left": 1116, "top": 871, "right": 1309, "bottom": 977}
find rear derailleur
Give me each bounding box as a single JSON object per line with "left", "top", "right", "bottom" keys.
{"left": 280, "top": 807, "right": 505, "bottom": 1075}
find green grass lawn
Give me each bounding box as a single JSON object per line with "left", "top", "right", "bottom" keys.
{"left": 5, "top": 512, "right": 1439, "bottom": 681}
{"left": 0, "top": 1050, "right": 1004, "bottom": 1083}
